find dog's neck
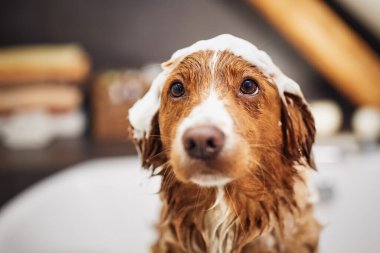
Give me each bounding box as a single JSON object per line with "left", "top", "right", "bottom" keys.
{"left": 154, "top": 162, "right": 301, "bottom": 253}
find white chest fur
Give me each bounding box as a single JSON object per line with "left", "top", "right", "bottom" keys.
{"left": 202, "top": 188, "right": 235, "bottom": 253}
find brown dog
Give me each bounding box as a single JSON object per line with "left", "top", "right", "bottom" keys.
{"left": 128, "top": 34, "right": 321, "bottom": 253}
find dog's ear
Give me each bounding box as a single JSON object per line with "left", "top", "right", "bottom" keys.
{"left": 280, "top": 92, "right": 316, "bottom": 169}
{"left": 128, "top": 71, "right": 167, "bottom": 171}
{"left": 128, "top": 112, "right": 165, "bottom": 170}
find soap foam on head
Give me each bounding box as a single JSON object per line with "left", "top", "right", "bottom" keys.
{"left": 129, "top": 34, "right": 304, "bottom": 139}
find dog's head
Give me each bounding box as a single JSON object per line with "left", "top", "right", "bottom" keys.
{"left": 128, "top": 34, "right": 315, "bottom": 188}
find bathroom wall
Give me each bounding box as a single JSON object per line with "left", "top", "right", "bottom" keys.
{"left": 1, "top": 0, "right": 371, "bottom": 126}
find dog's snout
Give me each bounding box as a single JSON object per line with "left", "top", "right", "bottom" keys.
{"left": 182, "top": 126, "right": 225, "bottom": 160}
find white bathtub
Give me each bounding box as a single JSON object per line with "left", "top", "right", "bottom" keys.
{"left": 0, "top": 149, "right": 379, "bottom": 252}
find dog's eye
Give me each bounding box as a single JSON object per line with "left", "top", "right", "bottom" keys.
{"left": 240, "top": 79, "right": 259, "bottom": 95}
{"left": 169, "top": 82, "right": 186, "bottom": 98}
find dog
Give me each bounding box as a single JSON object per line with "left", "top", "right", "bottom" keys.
{"left": 128, "top": 34, "right": 321, "bottom": 253}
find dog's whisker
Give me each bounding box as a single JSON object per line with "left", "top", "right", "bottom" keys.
{"left": 247, "top": 144, "right": 294, "bottom": 163}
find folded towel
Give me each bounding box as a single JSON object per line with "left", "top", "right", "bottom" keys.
{"left": 0, "top": 110, "right": 85, "bottom": 149}
{"left": 0, "top": 84, "right": 83, "bottom": 114}
{"left": 0, "top": 44, "right": 90, "bottom": 85}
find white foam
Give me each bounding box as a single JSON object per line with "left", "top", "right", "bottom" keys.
{"left": 128, "top": 70, "right": 166, "bottom": 139}
{"left": 128, "top": 34, "right": 304, "bottom": 140}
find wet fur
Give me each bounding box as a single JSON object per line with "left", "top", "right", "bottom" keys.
{"left": 129, "top": 51, "right": 321, "bottom": 252}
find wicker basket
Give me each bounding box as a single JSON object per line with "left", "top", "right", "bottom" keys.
{"left": 91, "top": 70, "right": 151, "bottom": 141}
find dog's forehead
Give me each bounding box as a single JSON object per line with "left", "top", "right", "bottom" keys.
{"left": 129, "top": 34, "right": 304, "bottom": 139}
{"left": 171, "top": 50, "right": 250, "bottom": 72}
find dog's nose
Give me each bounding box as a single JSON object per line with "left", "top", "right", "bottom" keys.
{"left": 182, "top": 126, "right": 225, "bottom": 160}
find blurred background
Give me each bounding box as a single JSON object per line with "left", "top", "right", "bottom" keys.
{"left": 0, "top": 0, "right": 379, "bottom": 252}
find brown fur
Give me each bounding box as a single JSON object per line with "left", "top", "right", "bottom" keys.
{"left": 129, "top": 50, "right": 321, "bottom": 252}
